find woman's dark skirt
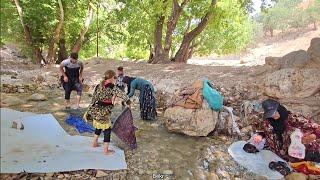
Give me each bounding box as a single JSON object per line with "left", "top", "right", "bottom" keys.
{"left": 139, "top": 84, "right": 157, "bottom": 120}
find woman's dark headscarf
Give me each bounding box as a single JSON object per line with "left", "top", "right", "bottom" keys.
{"left": 262, "top": 99, "right": 289, "bottom": 146}
{"left": 122, "top": 76, "right": 136, "bottom": 95}
{"left": 268, "top": 105, "right": 288, "bottom": 135}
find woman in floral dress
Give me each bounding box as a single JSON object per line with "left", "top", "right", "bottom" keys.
{"left": 254, "top": 99, "right": 320, "bottom": 162}
{"left": 87, "top": 70, "right": 131, "bottom": 155}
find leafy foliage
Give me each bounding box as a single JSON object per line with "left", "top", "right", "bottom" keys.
{"left": 258, "top": 0, "right": 320, "bottom": 36}
{"left": 305, "top": 0, "right": 320, "bottom": 28}
{"left": 1, "top": 0, "right": 257, "bottom": 61}
{"left": 196, "top": 0, "right": 253, "bottom": 55}
{"left": 0, "top": 0, "right": 21, "bottom": 45}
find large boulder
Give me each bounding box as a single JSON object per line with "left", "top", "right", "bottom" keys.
{"left": 280, "top": 50, "right": 310, "bottom": 69}
{"left": 263, "top": 68, "right": 320, "bottom": 99}
{"left": 265, "top": 56, "right": 281, "bottom": 70}
{"left": 307, "top": 37, "right": 320, "bottom": 68}
{"left": 264, "top": 50, "right": 310, "bottom": 71}
{"left": 163, "top": 101, "right": 218, "bottom": 136}
{"left": 154, "top": 78, "right": 180, "bottom": 94}
{"left": 156, "top": 90, "right": 173, "bottom": 110}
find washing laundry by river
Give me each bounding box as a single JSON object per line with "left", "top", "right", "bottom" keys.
{"left": 1, "top": 46, "right": 320, "bottom": 179}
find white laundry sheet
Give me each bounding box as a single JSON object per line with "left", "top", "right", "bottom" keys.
{"left": 228, "top": 141, "right": 290, "bottom": 180}
{"left": 0, "top": 108, "right": 127, "bottom": 173}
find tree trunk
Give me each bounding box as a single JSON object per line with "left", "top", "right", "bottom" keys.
{"left": 313, "top": 22, "right": 317, "bottom": 30}
{"left": 174, "top": 0, "right": 217, "bottom": 63}
{"left": 13, "top": 0, "right": 42, "bottom": 64}
{"left": 149, "top": 15, "right": 167, "bottom": 64}
{"left": 71, "top": 4, "right": 94, "bottom": 53}
{"left": 147, "top": 42, "right": 154, "bottom": 63}
{"left": 184, "top": 16, "right": 192, "bottom": 36}
{"left": 46, "top": 0, "right": 64, "bottom": 64}
{"left": 270, "top": 28, "right": 274, "bottom": 37}
{"left": 35, "top": 45, "right": 44, "bottom": 65}
{"left": 57, "top": 38, "right": 68, "bottom": 64}
{"left": 163, "top": 0, "right": 188, "bottom": 55}
{"left": 187, "top": 41, "right": 196, "bottom": 59}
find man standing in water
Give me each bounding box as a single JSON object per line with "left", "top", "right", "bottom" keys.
{"left": 60, "top": 52, "right": 84, "bottom": 109}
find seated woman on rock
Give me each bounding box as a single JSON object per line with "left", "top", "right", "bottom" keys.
{"left": 253, "top": 99, "right": 320, "bottom": 162}
{"left": 122, "top": 76, "right": 157, "bottom": 121}
{"left": 87, "top": 70, "right": 131, "bottom": 155}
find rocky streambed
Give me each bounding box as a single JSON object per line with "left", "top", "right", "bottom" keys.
{"left": 1, "top": 38, "right": 320, "bottom": 179}
{"left": 0, "top": 90, "right": 262, "bottom": 180}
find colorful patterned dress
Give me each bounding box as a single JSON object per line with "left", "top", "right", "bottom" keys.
{"left": 254, "top": 113, "right": 320, "bottom": 162}
{"left": 87, "top": 82, "right": 130, "bottom": 130}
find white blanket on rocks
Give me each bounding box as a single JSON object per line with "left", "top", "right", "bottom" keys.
{"left": 228, "top": 141, "right": 290, "bottom": 180}
{"left": 0, "top": 108, "right": 127, "bottom": 173}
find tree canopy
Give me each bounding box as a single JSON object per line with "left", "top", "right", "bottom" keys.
{"left": 0, "top": 0, "right": 318, "bottom": 64}
{"left": 258, "top": 0, "right": 320, "bottom": 37}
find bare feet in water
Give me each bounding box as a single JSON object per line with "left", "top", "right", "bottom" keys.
{"left": 92, "top": 141, "right": 99, "bottom": 147}
{"left": 73, "top": 106, "right": 81, "bottom": 109}
{"left": 104, "top": 149, "right": 115, "bottom": 155}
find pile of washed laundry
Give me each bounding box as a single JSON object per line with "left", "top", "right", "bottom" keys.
{"left": 169, "top": 79, "right": 223, "bottom": 111}
{"left": 168, "top": 79, "right": 241, "bottom": 136}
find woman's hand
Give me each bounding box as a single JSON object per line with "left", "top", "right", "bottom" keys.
{"left": 302, "top": 133, "right": 316, "bottom": 144}
{"left": 253, "top": 135, "right": 263, "bottom": 144}
{"left": 79, "top": 76, "right": 83, "bottom": 84}
{"left": 63, "top": 76, "right": 68, "bottom": 83}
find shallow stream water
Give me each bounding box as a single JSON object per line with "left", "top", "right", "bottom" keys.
{"left": 2, "top": 90, "right": 259, "bottom": 179}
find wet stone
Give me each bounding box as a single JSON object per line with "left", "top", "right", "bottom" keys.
{"left": 18, "top": 88, "right": 25, "bottom": 93}
{"left": 57, "top": 174, "right": 64, "bottom": 179}
{"left": 163, "top": 170, "right": 173, "bottom": 175}
{"left": 138, "top": 169, "right": 144, "bottom": 175}
{"left": 96, "top": 170, "right": 108, "bottom": 178}
{"left": 45, "top": 173, "right": 54, "bottom": 177}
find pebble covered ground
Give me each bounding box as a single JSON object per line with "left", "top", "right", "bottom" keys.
{"left": 0, "top": 88, "right": 265, "bottom": 180}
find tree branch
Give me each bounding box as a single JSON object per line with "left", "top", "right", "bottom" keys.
{"left": 164, "top": 0, "right": 189, "bottom": 51}
{"left": 185, "top": 0, "right": 217, "bottom": 40}
{"left": 173, "top": 0, "right": 217, "bottom": 62}
{"left": 184, "top": 16, "right": 192, "bottom": 35}
{"left": 72, "top": 3, "right": 94, "bottom": 53}
{"left": 46, "top": 0, "right": 64, "bottom": 64}
{"left": 13, "top": 0, "right": 32, "bottom": 45}
{"left": 13, "top": 0, "right": 43, "bottom": 64}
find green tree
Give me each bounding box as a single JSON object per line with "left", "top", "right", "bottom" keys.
{"left": 1, "top": 0, "right": 99, "bottom": 64}
{"left": 0, "top": 0, "right": 20, "bottom": 46}
{"left": 259, "top": 0, "right": 304, "bottom": 37}
{"left": 2, "top": 0, "right": 59, "bottom": 63}
{"left": 118, "top": 0, "right": 252, "bottom": 63}
{"left": 195, "top": 0, "right": 253, "bottom": 55}
{"left": 305, "top": 0, "right": 320, "bottom": 30}
{"left": 1, "top": 0, "right": 254, "bottom": 64}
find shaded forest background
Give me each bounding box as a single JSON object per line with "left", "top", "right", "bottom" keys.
{"left": 1, "top": 0, "right": 319, "bottom": 64}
